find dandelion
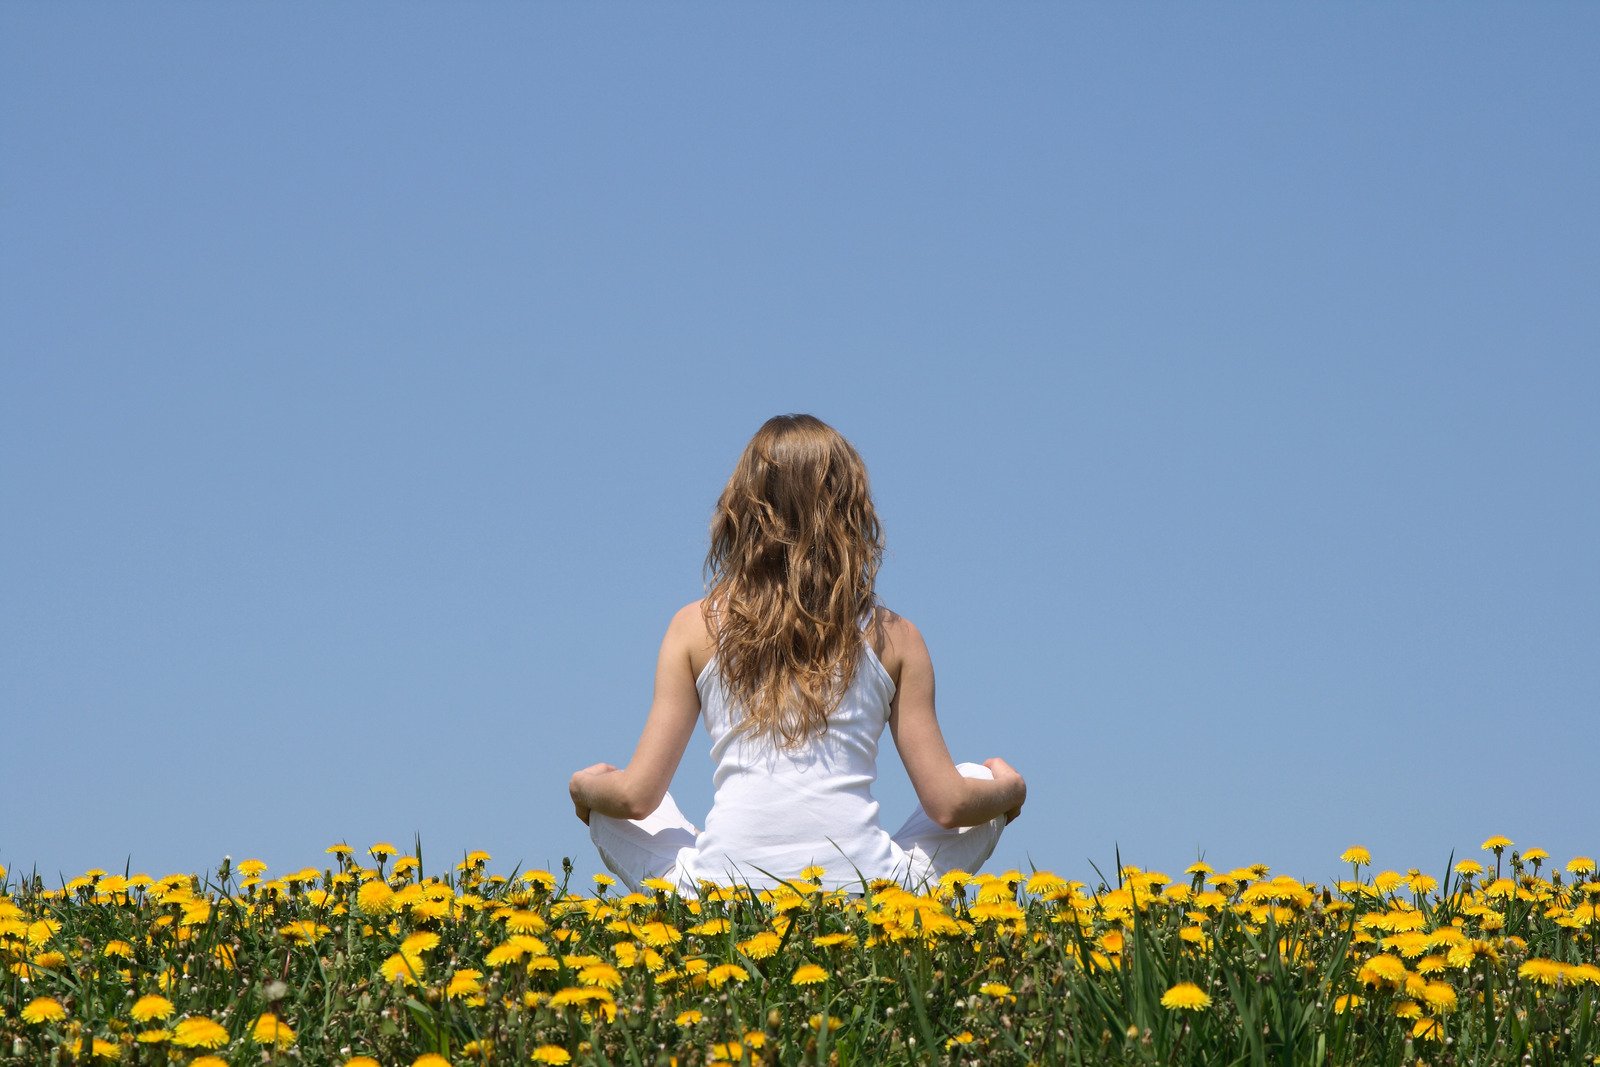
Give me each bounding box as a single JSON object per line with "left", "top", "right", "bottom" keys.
{"left": 21, "top": 996, "right": 67, "bottom": 1024}
{"left": 1421, "top": 982, "right": 1458, "bottom": 1012}
{"left": 368, "top": 842, "right": 398, "bottom": 860}
{"left": 251, "top": 1013, "right": 296, "bottom": 1048}
{"left": 502, "top": 909, "right": 545, "bottom": 933}
{"left": 1340, "top": 846, "right": 1372, "bottom": 865}
{"left": 737, "top": 931, "right": 781, "bottom": 959}
{"left": 705, "top": 963, "right": 749, "bottom": 988}
{"left": 1160, "top": 981, "right": 1212, "bottom": 1010}
{"left": 1568, "top": 856, "right": 1596, "bottom": 875}
{"left": 1412, "top": 1017, "right": 1445, "bottom": 1041}
{"left": 172, "top": 1017, "right": 230, "bottom": 1049}
{"left": 414, "top": 1055, "right": 452, "bottom": 1067}
{"left": 791, "top": 963, "right": 828, "bottom": 985}
{"left": 192, "top": 1058, "right": 228, "bottom": 1067}
{"left": 1481, "top": 835, "right": 1512, "bottom": 852}
{"left": 130, "top": 994, "right": 175, "bottom": 1022}
{"left": 1518, "top": 958, "right": 1568, "bottom": 985}
{"left": 532, "top": 1048, "right": 572, "bottom": 1065}
{"left": 343, "top": 1059, "right": 381, "bottom": 1067}
{"left": 675, "top": 1010, "right": 704, "bottom": 1026}
{"left": 1333, "top": 994, "right": 1362, "bottom": 1014}
{"left": 945, "top": 1031, "right": 977, "bottom": 1049}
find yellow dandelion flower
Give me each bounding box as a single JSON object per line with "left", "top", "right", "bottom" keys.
{"left": 1340, "top": 846, "right": 1372, "bottom": 866}
{"left": 1412, "top": 1017, "right": 1444, "bottom": 1041}
{"left": 710, "top": 1041, "right": 744, "bottom": 1060}
{"left": 251, "top": 1013, "right": 296, "bottom": 1048}
{"left": 1519, "top": 958, "right": 1568, "bottom": 985}
{"left": 69, "top": 1035, "right": 122, "bottom": 1061}
{"left": 578, "top": 963, "right": 623, "bottom": 989}
{"left": 1568, "top": 857, "right": 1597, "bottom": 875}
{"left": 1333, "top": 994, "right": 1362, "bottom": 1014}
{"left": 380, "top": 952, "right": 424, "bottom": 985}
{"left": 414, "top": 1055, "right": 452, "bottom": 1067}
{"left": 21, "top": 997, "right": 67, "bottom": 1024}
{"left": 172, "top": 1017, "right": 230, "bottom": 1049}
{"left": 523, "top": 870, "right": 557, "bottom": 889}
{"left": 635, "top": 921, "right": 683, "bottom": 947}
{"left": 343, "top": 1058, "right": 381, "bottom": 1067}
{"left": 1421, "top": 982, "right": 1457, "bottom": 1012}
{"left": 130, "top": 995, "right": 175, "bottom": 1022}
{"left": 237, "top": 859, "right": 268, "bottom": 877}
{"left": 813, "top": 932, "right": 856, "bottom": 949}
{"left": 705, "top": 963, "right": 749, "bottom": 988}
{"left": 1453, "top": 859, "right": 1485, "bottom": 876}
{"left": 978, "top": 982, "right": 1014, "bottom": 1000}
{"left": 675, "top": 1010, "right": 704, "bottom": 1026}
{"left": 1481, "top": 835, "right": 1512, "bottom": 852}
{"left": 1357, "top": 955, "right": 1408, "bottom": 987}
{"left": 1394, "top": 1000, "right": 1422, "bottom": 1019}
{"left": 791, "top": 964, "right": 828, "bottom": 985}
{"left": 945, "top": 1031, "right": 976, "bottom": 1049}
{"left": 801, "top": 864, "right": 826, "bottom": 880}
{"left": 1160, "top": 982, "right": 1211, "bottom": 1010}
{"left": 356, "top": 880, "right": 396, "bottom": 914}
{"left": 690, "top": 918, "right": 730, "bottom": 936}
{"left": 402, "top": 931, "right": 441, "bottom": 956}
{"left": 502, "top": 909, "right": 546, "bottom": 933}
{"left": 191, "top": 1058, "right": 228, "bottom": 1067}
{"left": 552, "top": 987, "right": 615, "bottom": 1011}
{"left": 592, "top": 873, "right": 615, "bottom": 888}
{"left": 738, "top": 931, "right": 782, "bottom": 959}
{"left": 531, "top": 1048, "right": 572, "bottom": 1065}
{"left": 135, "top": 1029, "right": 171, "bottom": 1044}
{"left": 640, "top": 877, "right": 676, "bottom": 893}
{"left": 368, "top": 842, "right": 398, "bottom": 860}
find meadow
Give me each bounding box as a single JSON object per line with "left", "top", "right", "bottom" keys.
{"left": 1, "top": 838, "right": 1595, "bottom": 1066}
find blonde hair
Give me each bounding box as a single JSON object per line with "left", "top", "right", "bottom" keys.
{"left": 704, "top": 414, "right": 884, "bottom": 748}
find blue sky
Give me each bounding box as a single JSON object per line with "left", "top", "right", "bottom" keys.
{"left": 3, "top": 4, "right": 1596, "bottom": 889}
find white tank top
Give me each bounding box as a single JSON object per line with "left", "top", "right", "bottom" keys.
{"left": 673, "top": 633, "right": 900, "bottom": 892}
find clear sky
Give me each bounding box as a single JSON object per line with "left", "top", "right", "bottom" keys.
{"left": 3, "top": 4, "right": 1596, "bottom": 890}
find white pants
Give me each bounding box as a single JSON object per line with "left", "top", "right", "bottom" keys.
{"left": 589, "top": 762, "right": 1006, "bottom": 894}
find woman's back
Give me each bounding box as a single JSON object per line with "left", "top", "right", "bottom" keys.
{"left": 680, "top": 630, "right": 900, "bottom": 891}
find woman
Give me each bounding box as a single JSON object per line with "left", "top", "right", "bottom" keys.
{"left": 569, "top": 414, "right": 1026, "bottom": 893}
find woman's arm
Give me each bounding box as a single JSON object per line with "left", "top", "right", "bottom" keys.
{"left": 883, "top": 613, "right": 1027, "bottom": 830}
{"left": 569, "top": 602, "right": 707, "bottom": 823}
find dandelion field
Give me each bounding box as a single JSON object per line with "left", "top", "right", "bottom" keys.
{"left": 2, "top": 839, "right": 1597, "bottom": 1066}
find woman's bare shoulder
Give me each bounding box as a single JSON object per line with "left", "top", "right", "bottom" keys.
{"left": 671, "top": 598, "right": 716, "bottom": 677}
{"left": 869, "top": 604, "right": 928, "bottom": 680}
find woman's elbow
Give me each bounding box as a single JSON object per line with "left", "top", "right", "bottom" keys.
{"left": 620, "top": 784, "right": 665, "bottom": 822}
{"left": 925, "top": 802, "right": 963, "bottom": 831}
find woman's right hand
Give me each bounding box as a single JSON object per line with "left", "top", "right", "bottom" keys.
{"left": 569, "top": 762, "right": 620, "bottom": 825}
{"left": 983, "top": 757, "right": 1027, "bottom": 824}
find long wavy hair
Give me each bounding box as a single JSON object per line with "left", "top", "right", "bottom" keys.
{"left": 704, "top": 414, "right": 885, "bottom": 748}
